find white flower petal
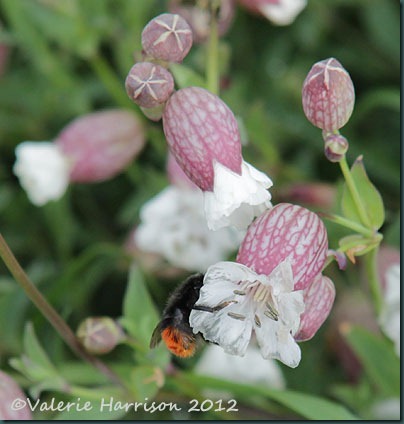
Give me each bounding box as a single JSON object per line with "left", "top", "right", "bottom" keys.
{"left": 204, "top": 160, "right": 272, "bottom": 230}
{"left": 190, "top": 297, "right": 254, "bottom": 357}
{"left": 135, "top": 187, "right": 243, "bottom": 272}
{"left": 195, "top": 344, "right": 286, "bottom": 390}
{"left": 13, "top": 142, "right": 70, "bottom": 206}
{"left": 259, "top": 0, "right": 307, "bottom": 26}
{"left": 255, "top": 311, "right": 301, "bottom": 368}
{"left": 379, "top": 263, "right": 400, "bottom": 356}
{"left": 267, "top": 258, "right": 294, "bottom": 294}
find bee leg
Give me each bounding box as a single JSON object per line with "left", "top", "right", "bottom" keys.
{"left": 193, "top": 299, "right": 237, "bottom": 313}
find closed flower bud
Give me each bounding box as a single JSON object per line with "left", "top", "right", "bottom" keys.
{"left": 302, "top": 58, "right": 355, "bottom": 131}
{"left": 238, "top": 0, "right": 307, "bottom": 26}
{"left": 0, "top": 370, "right": 32, "bottom": 420}
{"left": 169, "top": 0, "right": 235, "bottom": 44}
{"left": 125, "top": 62, "right": 174, "bottom": 108}
{"left": 56, "top": 109, "right": 145, "bottom": 182}
{"left": 77, "top": 317, "right": 125, "bottom": 355}
{"left": 237, "top": 203, "right": 328, "bottom": 290}
{"left": 294, "top": 273, "right": 336, "bottom": 341}
{"left": 323, "top": 132, "right": 349, "bottom": 162}
{"left": 163, "top": 86, "right": 272, "bottom": 230}
{"left": 166, "top": 152, "right": 198, "bottom": 190}
{"left": 142, "top": 13, "right": 193, "bottom": 63}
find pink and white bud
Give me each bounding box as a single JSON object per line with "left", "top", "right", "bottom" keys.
{"left": 141, "top": 13, "right": 193, "bottom": 63}
{"left": 77, "top": 317, "right": 125, "bottom": 355}
{"left": 237, "top": 203, "right": 328, "bottom": 290}
{"left": 238, "top": 0, "right": 307, "bottom": 26}
{"left": 294, "top": 274, "right": 336, "bottom": 341}
{"left": 302, "top": 58, "right": 355, "bottom": 131}
{"left": 323, "top": 132, "right": 349, "bottom": 162}
{"left": 125, "top": 62, "right": 174, "bottom": 108}
{"left": 56, "top": 109, "right": 145, "bottom": 182}
{"left": 169, "top": 0, "right": 235, "bottom": 44}
{"left": 0, "top": 370, "right": 32, "bottom": 420}
{"left": 163, "top": 86, "right": 272, "bottom": 230}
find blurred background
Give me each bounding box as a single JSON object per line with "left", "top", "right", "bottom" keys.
{"left": 0, "top": 0, "right": 400, "bottom": 420}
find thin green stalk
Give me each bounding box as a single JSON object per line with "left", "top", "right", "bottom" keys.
{"left": 0, "top": 233, "right": 127, "bottom": 390}
{"left": 321, "top": 212, "right": 374, "bottom": 238}
{"left": 206, "top": 2, "right": 220, "bottom": 95}
{"left": 364, "top": 245, "right": 383, "bottom": 316}
{"left": 339, "top": 156, "right": 372, "bottom": 228}
{"left": 89, "top": 53, "right": 132, "bottom": 109}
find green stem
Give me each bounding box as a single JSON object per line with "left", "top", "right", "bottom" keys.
{"left": 339, "top": 156, "right": 372, "bottom": 228}
{"left": 0, "top": 233, "right": 127, "bottom": 390}
{"left": 364, "top": 245, "right": 383, "bottom": 316}
{"left": 321, "top": 213, "right": 374, "bottom": 238}
{"left": 89, "top": 53, "right": 132, "bottom": 109}
{"left": 206, "top": 2, "right": 220, "bottom": 95}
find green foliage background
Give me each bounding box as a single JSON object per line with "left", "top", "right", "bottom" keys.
{"left": 0, "top": 0, "right": 399, "bottom": 420}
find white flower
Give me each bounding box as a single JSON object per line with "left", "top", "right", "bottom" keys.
{"left": 195, "top": 344, "right": 286, "bottom": 390}
{"left": 259, "top": 0, "right": 307, "bottom": 26}
{"left": 135, "top": 186, "right": 243, "bottom": 272}
{"left": 13, "top": 142, "right": 71, "bottom": 206}
{"left": 189, "top": 260, "right": 304, "bottom": 368}
{"left": 371, "top": 397, "right": 400, "bottom": 420}
{"left": 204, "top": 161, "right": 273, "bottom": 231}
{"left": 379, "top": 263, "right": 400, "bottom": 356}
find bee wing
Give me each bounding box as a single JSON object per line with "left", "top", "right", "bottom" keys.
{"left": 149, "top": 322, "right": 163, "bottom": 349}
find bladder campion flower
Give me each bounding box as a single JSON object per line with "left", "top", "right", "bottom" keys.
{"left": 125, "top": 62, "right": 174, "bottom": 108}
{"left": 238, "top": 0, "right": 307, "bottom": 26}
{"left": 141, "top": 13, "right": 193, "bottom": 63}
{"left": 13, "top": 110, "right": 145, "bottom": 206}
{"left": 0, "top": 371, "right": 32, "bottom": 420}
{"left": 162, "top": 86, "right": 272, "bottom": 231}
{"left": 302, "top": 58, "right": 355, "bottom": 132}
{"left": 190, "top": 203, "right": 332, "bottom": 367}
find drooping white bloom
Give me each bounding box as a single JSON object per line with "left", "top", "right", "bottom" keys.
{"left": 189, "top": 260, "right": 304, "bottom": 368}
{"left": 195, "top": 344, "right": 285, "bottom": 390}
{"left": 204, "top": 161, "right": 272, "bottom": 230}
{"left": 135, "top": 186, "right": 243, "bottom": 273}
{"left": 379, "top": 263, "right": 400, "bottom": 356}
{"left": 162, "top": 87, "right": 273, "bottom": 231}
{"left": 239, "top": 0, "right": 307, "bottom": 26}
{"left": 13, "top": 141, "right": 71, "bottom": 206}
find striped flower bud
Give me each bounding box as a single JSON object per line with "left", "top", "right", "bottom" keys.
{"left": 163, "top": 86, "right": 272, "bottom": 230}
{"left": 0, "top": 371, "right": 32, "bottom": 420}
{"left": 141, "top": 13, "right": 193, "bottom": 63}
{"left": 294, "top": 273, "right": 336, "bottom": 341}
{"left": 56, "top": 109, "right": 145, "bottom": 182}
{"left": 125, "top": 62, "right": 174, "bottom": 108}
{"left": 302, "top": 58, "right": 355, "bottom": 131}
{"left": 77, "top": 317, "right": 125, "bottom": 355}
{"left": 323, "top": 132, "right": 349, "bottom": 162}
{"left": 236, "top": 203, "right": 328, "bottom": 290}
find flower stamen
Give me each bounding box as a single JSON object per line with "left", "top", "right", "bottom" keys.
{"left": 227, "top": 312, "right": 246, "bottom": 321}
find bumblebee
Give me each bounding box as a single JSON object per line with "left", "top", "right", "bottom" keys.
{"left": 150, "top": 273, "right": 205, "bottom": 358}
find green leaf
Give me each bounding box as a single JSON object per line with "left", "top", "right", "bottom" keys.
{"left": 177, "top": 374, "right": 358, "bottom": 420}
{"left": 169, "top": 63, "right": 206, "bottom": 89}
{"left": 130, "top": 365, "right": 163, "bottom": 400}
{"left": 122, "top": 266, "right": 159, "bottom": 347}
{"left": 341, "top": 156, "right": 385, "bottom": 230}
{"left": 342, "top": 325, "right": 400, "bottom": 397}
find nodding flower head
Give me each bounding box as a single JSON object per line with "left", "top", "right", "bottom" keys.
{"left": 189, "top": 203, "right": 332, "bottom": 368}
{"left": 237, "top": 203, "right": 328, "bottom": 290}
{"left": 302, "top": 58, "right": 355, "bottom": 132}
{"left": 162, "top": 86, "right": 272, "bottom": 230}
{"left": 141, "top": 13, "right": 193, "bottom": 63}
{"left": 125, "top": 62, "right": 174, "bottom": 108}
